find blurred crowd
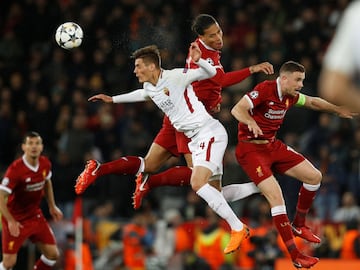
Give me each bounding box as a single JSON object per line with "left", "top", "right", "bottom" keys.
{"left": 1, "top": 0, "right": 360, "bottom": 269}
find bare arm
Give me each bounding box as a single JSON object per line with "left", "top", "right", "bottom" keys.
{"left": 44, "top": 179, "right": 63, "bottom": 222}
{"left": 0, "top": 189, "right": 22, "bottom": 237}
{"left": 231, "top": 97, "right": 263, "bottom": 138}
{"left": 319, "top": 69, "right": 360, "bottom": 113}
{"left": 303, "top": 94, "right": 356, "bottom": 118}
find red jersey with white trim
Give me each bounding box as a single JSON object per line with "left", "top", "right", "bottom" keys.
{"left": 0, "top": 155, "right": 52, "bottom": 221}
{"left": 238, "top": 79, "right": 299, "bottom": 141}
{"left": 187, "top": 38, "right": 252, "bottom": 112}
{"left": 188, "top": 38, "right": 223, "bottom": 112}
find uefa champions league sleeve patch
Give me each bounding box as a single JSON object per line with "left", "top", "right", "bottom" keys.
{"left": 249, "top": 90, "right": 259, "bottom": 99}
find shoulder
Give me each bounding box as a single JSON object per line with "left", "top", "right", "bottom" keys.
{"left": 8, "top": 158, "right": 24, "bottom": 170}
{"left": 250, "top": 80, "right": 275, "bottom": 97}
{"left": 39, "top": 156, "right": 51, "bottom": 168}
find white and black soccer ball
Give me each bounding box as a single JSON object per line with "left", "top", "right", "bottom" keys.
{"left": 55, "top": 22, "right": 83, "bottom": 50}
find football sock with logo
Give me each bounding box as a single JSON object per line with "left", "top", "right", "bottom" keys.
{"left": 97, "top": 156, "right": 143, "bottom": 177}
{"left": 33, "top": 255, "right": 56, "bottom": 270}
{"left": 293, "top": 184, "right": 319, "bottom": 227}
{"left": 272, "top": 205, "right": 299, "bottom": 260}
{"left": 147, "top": 166, "right": 192, "bottom": 188}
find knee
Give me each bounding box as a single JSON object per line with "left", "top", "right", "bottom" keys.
{"left": 191, "top": 181, "right": 202, "bottom": 192}
{"left": 310, "top": 169, "right": 322, "bottom": 185}
{"left": 43, "top": 248, "right": 60, "bottom": 261}
{"left": 2, "top": 256, "right": 17, "bottom": 269}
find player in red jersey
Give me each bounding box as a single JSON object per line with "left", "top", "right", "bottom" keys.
{"left": 231, "top": 61, "right": 355, "bottom": 268}
{"left": 0, "top": 131, "right": 63, "bottom": 270}
{"left": 75, "top": 14, "right": 273, "bottom": 208}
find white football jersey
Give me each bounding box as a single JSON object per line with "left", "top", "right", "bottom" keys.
{"left": 142, "top": 59, "right": 215, "bottom": 138}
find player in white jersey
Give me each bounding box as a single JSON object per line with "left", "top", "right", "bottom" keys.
{"left": 92, "top": 42, "right": 249, "bottom": 254}
{"left": 319, "top": 1, "right": 360, "bottom": 112}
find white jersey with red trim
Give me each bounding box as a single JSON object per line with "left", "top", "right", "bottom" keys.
{"left": 142, "top": 58, "right": 215, "bottom": 138}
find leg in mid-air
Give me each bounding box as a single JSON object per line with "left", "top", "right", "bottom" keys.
{"left": 257, "top": 176, "right": 319, "bottom": 269}
{"left": 75, "top": 141, "right": 174, "bottom": 194}
{"left": 132, "top": 160, "right": 261, "bottom": 209}
{"left": 284, "top": 159, "right": 322, "bottom": 244}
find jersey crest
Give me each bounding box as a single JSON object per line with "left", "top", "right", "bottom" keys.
{"left": 256, "top": 166, "right": 264, "bottom": 177}
{"left": 163, "top": 87, "right": 169, "bottom": 96}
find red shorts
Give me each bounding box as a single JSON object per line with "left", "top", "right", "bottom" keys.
{"left": 235, "top": 139, "right": 305, "bottom": 185}
{"left": 2, "top": 213, "right": 56, "bottom": 254}
{"left": 153, "top": 116, "right": 191, "bottom": 156}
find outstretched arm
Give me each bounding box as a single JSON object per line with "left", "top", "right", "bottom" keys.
{"left": 213, "top": 62, "right": 274, "bottom": 88}
{"left": 319, "top": 70, "right": 360, "bottom": 113}
{"left": 88, "top": 89, "right": 149, "bottom": 104}
{"left": 303, "top": 94, "right": 357, "bottom": 118}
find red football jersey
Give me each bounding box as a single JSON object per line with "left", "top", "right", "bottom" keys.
{"left": 0, "top": 155, "right": 52, "bottom": 221}
{"left": 238, "top": 79, "right": 300, "bottom": 141}
{"left": 188, "top": 38, "right": 224, "bottom": 112}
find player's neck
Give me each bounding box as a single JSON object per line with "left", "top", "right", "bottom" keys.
{"left": 149, "top": 69, "right": 162, "bottom": 86}
{"left": 24, "top": 155, "right": 39, "bottom": 167}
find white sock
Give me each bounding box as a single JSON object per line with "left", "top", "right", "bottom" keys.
{"left": 136, "top": 157, "right": 145, "bottom": 175}
{"left": 197, "top": 183, "right": 243, "bottom": 231}
{"left": 222, "top": 183, "right": 260, "bottom": 202}
{"left": 40, "top": 254, "right": 56, "bottom": 266}
{"left": 0, "top": 262, "right": 10, "bottom": 270}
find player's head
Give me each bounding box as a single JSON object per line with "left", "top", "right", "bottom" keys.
{"left": 192, "top": 14, "right": 223, "bottom": 50}
{"left": 132, "top": 45, "right": 161, "bottom": 84}
{"left": 279, "top": 61, "right": 305, "bottom": 96}
{"left": 22, "top": 131, "right": 43, "bottom": 159}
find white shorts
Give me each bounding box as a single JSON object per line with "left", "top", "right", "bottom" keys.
{"left": 188, "top": 118, "right": 227, "bottom": 178}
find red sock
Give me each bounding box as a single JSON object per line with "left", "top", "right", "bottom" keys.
{"left": 98, "top": 156, "right": 141, "bottom": 177}
{"left": 34, "top": 258, "right": 53, "bottom": 270}
{"left": 273, "top": 214, "right": 299, "bottom": 260}
{"left": 148, "top": 166, "right": 192, "bottom": 188}
{"left": 293, "top": 186, "right": 317, "bottom": 227}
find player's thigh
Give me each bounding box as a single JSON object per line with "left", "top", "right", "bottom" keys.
{"left": 284, "top": 159, "right": 322, "bottom": 185}
{"left": 144, "top": 143, "right": 173, "bottom": 173}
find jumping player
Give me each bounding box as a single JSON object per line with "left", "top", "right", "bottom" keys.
{"left": 75, "top": 14, "right": 272, "bottom": 208}
{"left": 231, "top": 61, "right": 355, "bottom": 268}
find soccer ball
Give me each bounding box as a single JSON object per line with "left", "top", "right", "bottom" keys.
{"left": 55, "top": 22, "right": 83, "bottom": 50}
